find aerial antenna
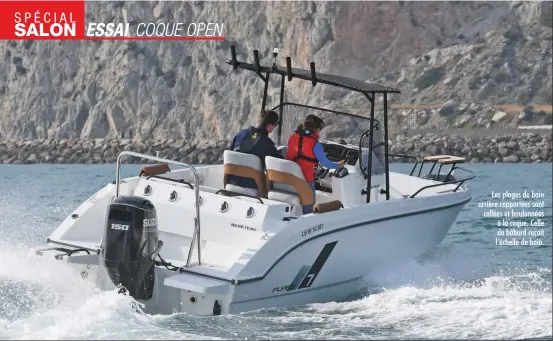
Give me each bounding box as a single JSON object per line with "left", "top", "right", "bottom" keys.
{"left": 310, "top": 62, "right": 317, "bottom": 86}
{"left": 253, "top": 49, "right": 261, "bottom": 76}
{"left": 230, "top": 45, "right": 238, "bottom": 70}
{"left": 286, "top": 57, "right": 292, "bottom": 81}
{"left": 272, "top": 47, "right": 278, "bottom": 70}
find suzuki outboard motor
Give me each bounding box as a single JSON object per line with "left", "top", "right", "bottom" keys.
{"left": 101, "top": 196, "right": 162, "bottom": 300}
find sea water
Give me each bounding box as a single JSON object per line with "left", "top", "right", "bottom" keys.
{"left": 0, "top": 163, "right": 551, "bottom": 340}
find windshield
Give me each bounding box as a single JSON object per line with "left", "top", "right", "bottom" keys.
{"left": 268, "top": 83, "right": 385, "bottom": 175}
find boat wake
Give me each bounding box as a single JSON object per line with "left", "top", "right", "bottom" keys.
{"left": 0, "top": 243, "right": 550, "bottom": 340}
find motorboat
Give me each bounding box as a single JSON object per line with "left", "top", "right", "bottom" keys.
{"left": 32, "top": 46, "right": 475, "bottom": 316}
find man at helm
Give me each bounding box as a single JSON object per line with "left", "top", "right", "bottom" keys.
{"left": 228, "top": 109, "right": 283, "bottom": 190}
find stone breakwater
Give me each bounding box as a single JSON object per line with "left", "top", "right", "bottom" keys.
{"left": 390, "top": 132, "right": 551, "bottom": 163}
{"left": 0, "top": 132, "right": 551, "bottom": 165}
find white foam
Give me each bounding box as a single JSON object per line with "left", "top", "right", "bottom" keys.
{"left": 301, "top": 255, "right": 553, "bottom": 340}
{"left": 306, "top": 275, "right": 552, "bottom": 340}
{"left": 0, "top": 243, "right": 550, "bottom": 340}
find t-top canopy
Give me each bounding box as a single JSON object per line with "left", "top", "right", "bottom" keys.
{"left": 225, "top": 46, "right": 401, "bottom": 95}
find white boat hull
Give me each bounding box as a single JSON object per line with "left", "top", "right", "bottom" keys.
{"left": 35, "top": 168, "right": 470, "bottom": 315}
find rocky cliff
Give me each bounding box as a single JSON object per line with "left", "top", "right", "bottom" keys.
{"left": 0, "top": 1, "right": 551, "bottom": 142}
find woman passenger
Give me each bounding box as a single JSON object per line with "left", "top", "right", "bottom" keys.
{"left": 286, "top": 115, "right": 345, "bottom": 214}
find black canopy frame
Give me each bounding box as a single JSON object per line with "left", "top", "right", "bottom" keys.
{"left": 225, "top": 45, "right": 401, "bottom": 203}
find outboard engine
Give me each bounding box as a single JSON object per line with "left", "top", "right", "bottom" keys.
{"left": 101, "top": 196, "right": 162, "bottom": 300}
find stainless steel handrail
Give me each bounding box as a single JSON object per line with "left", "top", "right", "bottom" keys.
{"left": 115, "top": 151, "right": 202, "bottom": 266}
{"left": 409, "top": 167, "right": 476, "bottom": 198}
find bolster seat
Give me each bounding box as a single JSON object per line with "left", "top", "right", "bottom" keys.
{"left": 265, "top": 156, "right": 314, "bottom": 206}
{"left": 223, "top": 150, "right": 267, "bottom": 198}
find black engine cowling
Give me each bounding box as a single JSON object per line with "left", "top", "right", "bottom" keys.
{"left": 101, "top": 196, "right": 162, "bottom": 300}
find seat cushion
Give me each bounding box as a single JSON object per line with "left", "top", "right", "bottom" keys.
{"left": 268, "top": 190, "right": 301, "bottom": 205}
{"left": 265, "top": 156, "right": 305, "bottom": 179}
{"left": 224, "top": 150, "right": 267, "bottom": 197}
{"left": 265, "top": 156, "right": 314, "bottom": 205}
{"left": 273, "top": 182, "right": 297, "bottom": 194}
{"left": 225, "top": 184, "right": 259, "bottom": 197}
{"left": 224, "top": 150, "right": 263, "bottom": 170}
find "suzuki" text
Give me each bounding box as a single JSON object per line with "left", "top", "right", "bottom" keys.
{"left": 143, "top": 218, "right": 156, "bottom": 228}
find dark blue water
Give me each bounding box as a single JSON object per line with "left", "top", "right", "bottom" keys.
{"left": 0, "top": 163, "right": 551, "bottom": 340}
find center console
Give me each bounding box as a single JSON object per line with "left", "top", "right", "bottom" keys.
{"left": 314, "top": 140, "right": 360, "bottom": 193}
{"left": 314, "top": 140, "right": 382, "bottom": 207}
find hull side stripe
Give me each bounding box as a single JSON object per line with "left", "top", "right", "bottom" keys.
{"left": 298, "top": 241, "right": 337, "bottom": 289}
{"left": 232, "top": 276, "right": 362, "bottom": 305}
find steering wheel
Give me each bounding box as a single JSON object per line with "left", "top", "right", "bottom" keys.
{"left": 315, "top": 163, "right": 329, "bottom": 180}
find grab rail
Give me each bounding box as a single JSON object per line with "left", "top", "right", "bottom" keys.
{"left": 115, "top": 151, "right": 202, "bottom": 266}
{"left": 409, "top": 167, "right": 476, "bottom": 198}
{"left": 146, "top": 175, "right": 194, "bottom": 189}
{"left": 215, "top": 189, "right": 264, "bottom": 204}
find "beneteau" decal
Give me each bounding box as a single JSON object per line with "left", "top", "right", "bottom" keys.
{"left": 231, "top": 223, "right": 257, "bottom": 232}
